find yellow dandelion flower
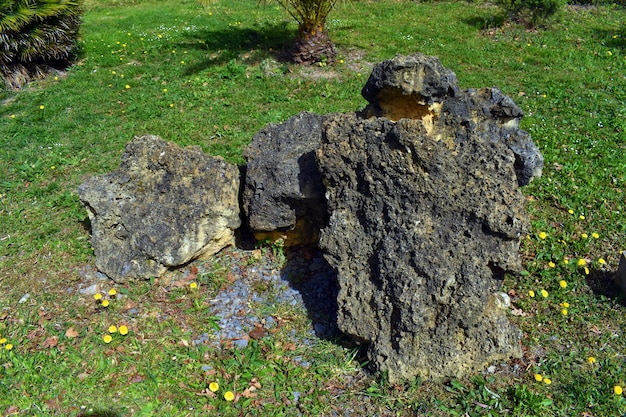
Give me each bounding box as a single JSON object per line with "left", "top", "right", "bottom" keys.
{"left": 541, "top": 289, "right": 549, "bottom": 298}
{"left": 592, "top": 232, "right": 599, "bottom": 239}
{"left": 189, "top": 282, "right": 198, "bottom": 290}
{"left": 109, "top": 325, "right": 118, "bottom": 333}
{"left": 560, "top": 302, "right": 570, "bottom": 308}
{"left": 109, "top": 289, "right": 117, "bottom": 296}
{"left": 543, "top": 378, "right": 552, "bottom": 385}
{"left": 568, "top": 209, "right": 574, "bottom": 214}
{"left": 584, "top": 267, "right": 590, "bottom": 275}
{"left": 101, "top": 300, "right": 110, "bottom": 308}
{"left": 0, "top": 338, "right": 6, "bottom": 344}
{"left": 209, "top": 382, "right": 219, "bottom": 392}
{"left": 559, "top": 280, "right": 567, "bottom": 289}
{"left": 614, "top": 385, "right": 623, "bottom": 396}
{"left": 563, "top": 258, "right": 569, "bottom": 265}
{"left": 224, "top": 391, "right": 235, "bottom": 401}
{"left": 94, "top": 293, "right": 103, "bottom": 301}
{"left": 119, "top": 325, "right": 129, "bottom": 335}
{"left": 561, "top": 308, "right": 568, "bottom": 316}
{"left": 125, "top": 85, "right": 131, "bottom": 89}
{"left": 528, "top": 290, "right": 535, "bottom": 298}
{"left": 163, "top": 88, "right": 168, "bottom": 92}
{"left": 581, "top": 233, "right": 588, "bottom": 239}
{"left": 577, "top": 259, "right": 587, "bottom": 267}
{"left": 103, "top": 335, "right": 113, "bottom": 344}
{"left": 548, "top": 261, "right": 556, "bottom": 268}
{"left": 579, "top": 215, "right": 585, "bottom": 220}
{"left": 534, "top": 373, "right": 543, "bottom": 382}
{"left": 39, "top": 105, "right": 45, "bottom": 110}
{"left": 10, "top": 114, "right": 15, "bottom": 119}
{"left": 598, "top": 258, "right": 606, "bottom": 265}
{"left": 5, "top": 344, "right": 13, "bottom": 351}
{"left": 538, "top": 232, "right": 548, "bottom": 240}
{"left": 169, "top": 103, "right": 174, "bottom": 108}
{"left": 587, "top": 356, "right": 596, "bottom": 364}
{"left": 608, "top": 51, "right": 613, "bottom": 56}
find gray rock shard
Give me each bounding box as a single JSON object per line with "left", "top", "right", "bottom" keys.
{"left": 78, "top": 135, "right": 240, "bottom": 282}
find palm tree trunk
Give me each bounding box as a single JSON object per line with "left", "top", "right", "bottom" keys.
{"left": 290, "top": 24, "right": 336, "bottom": 65}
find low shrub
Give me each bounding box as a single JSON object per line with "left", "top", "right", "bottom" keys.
{"left": 495, "top": 0, "right": 566, "bottom": 26}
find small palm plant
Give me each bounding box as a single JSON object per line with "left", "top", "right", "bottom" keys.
{"left": 273, "top": 0, "right": 338, "bottom": 64}
{"left": 201, "top": 0, "right": 338, "bottom": 65}
{"left": 0, "top": 0, "right": 83, "bottom": 89}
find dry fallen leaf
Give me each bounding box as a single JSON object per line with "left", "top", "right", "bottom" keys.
{"left": 249, "top": 326, "right": 266, "bottom": 340}
{"left": 65, "top": 327, "right": 79, "bottom": 338}
{"left": 4, "top": 405, "right": 19, "bottom": 415}
{"left": 510, "top": 308, "right": 528, "bottom": 317}
{"left": 42, "top": 336, "right": 58, "bottom": 349}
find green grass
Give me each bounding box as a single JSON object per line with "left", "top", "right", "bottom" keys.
{"left": 1, "top": 0, "right": 625, "bottom": 415}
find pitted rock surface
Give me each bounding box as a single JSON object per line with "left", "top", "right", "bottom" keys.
{"left": 317, "top": 111, "right": 527, "bottom": 383}
{"left": 360, "top": 54, "right": 543, "bottom": 186}
{"left": 78, "top": 135, "right": 240, "bottom": 282}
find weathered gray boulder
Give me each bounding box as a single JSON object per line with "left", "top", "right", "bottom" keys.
{"left": 78, "top": 135, "right": 240, "bottom": 282}
{"left": 360, "top": 54, "right": 543, "bottom": 186}
{"left": 317, "top": 59, "right": 532, "bottom": 381}
{"left": 242, "top": 112, "right": 328, "bottom": 246}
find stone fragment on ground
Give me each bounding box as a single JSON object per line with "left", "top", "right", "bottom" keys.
{"left": 78, "top": 135, "right": 240, "bottom": 282}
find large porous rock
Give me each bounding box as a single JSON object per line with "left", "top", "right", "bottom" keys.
{"left": 317, "top": 111, "right": 528, "bottom": 381}
{"left": 242, "top": 112, "right": 328, "bottom": 246}
{"left": 360, "top": 54, "right": 543, "bottom": 186}
{"left": 78, "top": 135, "right": 241, "bottom": 282}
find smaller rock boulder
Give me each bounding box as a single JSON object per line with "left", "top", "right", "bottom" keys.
{"left": 242, "top": 112, "right": 328, "bottom": 246}
{"left": 78, "top": 135, "right": 241, "bottom": 282}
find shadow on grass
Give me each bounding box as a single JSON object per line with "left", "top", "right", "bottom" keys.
{"left": 77, "top": 410, "right": 121, "bottom": 417}
{"left": 177, "top": 22, "right": 296, "bottom": 75}
{"left": 586, "top": 268, "right": 625, "bottom": 307}
{"left": 461, "top": 11, "right": 508, "bottom": 31}
{"left": 590, "top": 26, "right": 625, "bottom": 51}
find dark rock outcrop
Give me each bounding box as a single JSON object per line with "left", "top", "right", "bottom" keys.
{"left": 242, "top": 112, "right": 328, "bottom": 246}
{"left": 78, "top": 135, "right": 240, "bottom": 282}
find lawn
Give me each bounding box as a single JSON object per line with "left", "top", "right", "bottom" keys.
{"left": 0, "top": 0, "right": 625, "bottom": 415}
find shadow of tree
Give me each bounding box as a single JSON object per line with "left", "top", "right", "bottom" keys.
{"left": 177, "top": 22, "right": 297, "bottom": 75}
{"left": 586, "top": 268, "right": 625, "bottom": 307}
{"left": 462, "top": 12, "right": 508, "bottom": 31}
{"left": 590, "top": 26, "right": 625, "bottom": 51}
{"left": 77, "top": 410, "right": 122, "bottom": 417}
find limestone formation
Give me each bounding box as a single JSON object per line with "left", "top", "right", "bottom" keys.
{"left": 317, "top": 111, "right": 527, "bottom": 383}
{"left": 78, "top": 135, "right": 240, "bottom": 282}
{"left": 360, "top": 54, "right": 543, "bottom": 186}
{"left": 242, "top": 112, "right": 328, "bottom": 246}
